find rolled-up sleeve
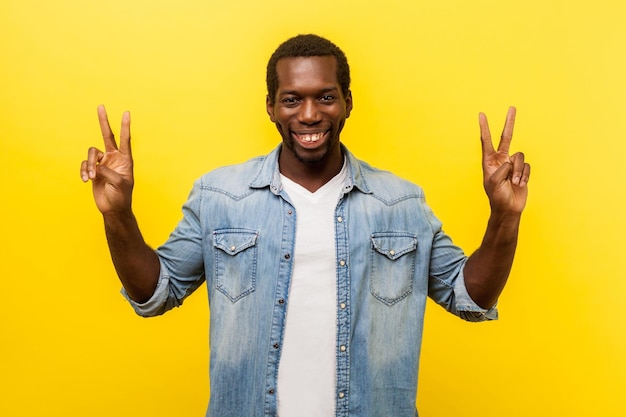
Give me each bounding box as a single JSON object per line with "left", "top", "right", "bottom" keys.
{"left": 453, "top": 269, "right": 498, "bottom": 322}
{"left": 121, "top": 259, "right": 183, "bottom": 317}
{"left": 425, "top": 201, "right": 498, "bottom": 322}
{"left": 121, "top": 179, "right": 207, "bottom": 317}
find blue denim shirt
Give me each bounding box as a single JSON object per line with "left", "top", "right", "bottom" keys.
{"left": 125, "top": 144, "right": 497, "bottom": 417}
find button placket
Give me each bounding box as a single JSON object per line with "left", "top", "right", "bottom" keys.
{"left": 334, "top": 201, "right": 350, "bottom": 416}
{"left": 264, "top": 199, "right": 296, "bottom": 416}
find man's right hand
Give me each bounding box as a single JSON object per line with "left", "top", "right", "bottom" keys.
{"left": 80, "top": 105, "right": 134, "bottom": 215}
{"left": 80, "top": 105, "right": 159, "bottom": 303}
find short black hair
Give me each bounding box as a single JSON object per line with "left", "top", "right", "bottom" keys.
{"left": 266, "top": 34, "right": 351, "bottom": 103}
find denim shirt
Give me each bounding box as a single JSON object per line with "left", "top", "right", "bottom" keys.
{"left": 124, "top": 144, "right": 497, "bottom": 417}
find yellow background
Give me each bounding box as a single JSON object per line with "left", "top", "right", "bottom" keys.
{"left": 2, "top": 0, "right": 625, "bottom": 415}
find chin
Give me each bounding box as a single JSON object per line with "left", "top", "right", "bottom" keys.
{"left": 291, "top": 140, "right": 338, "bottom": 165}
{"left": 292, "top": 147, "right": 328, "bottom": 165}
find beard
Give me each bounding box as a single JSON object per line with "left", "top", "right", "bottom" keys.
{"left": 277, "top": 119, "right": 345, "bottom": 166}
{"left": 283, "top": 135, "right": 334, "bottom": 165}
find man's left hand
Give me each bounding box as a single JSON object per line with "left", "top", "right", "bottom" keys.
{"left": 479, "top": 106, "right": 530, "bottom": 214}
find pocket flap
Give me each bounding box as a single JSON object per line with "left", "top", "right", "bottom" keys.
{"left": 371, "top": 233, "right": 417, "bottom": 260}
{"left": 213, "top": 229, "right": 258, "bottom": 256}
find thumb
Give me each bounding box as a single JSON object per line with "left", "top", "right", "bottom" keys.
{"left": 487, "top": 161, "right": 513, "bottom": 186}
{"left": 94, "top": 164, "right": 125, "bottom": 184}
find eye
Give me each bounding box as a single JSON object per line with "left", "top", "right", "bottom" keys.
{"left": 281, "top": 97, "right": 300, "bottom": 106}
{"left": 320, "top": 95, "right": 335, "bottom": 102}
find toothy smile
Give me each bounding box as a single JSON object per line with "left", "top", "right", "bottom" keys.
{"left": 294, "top": 132, "right": 325, "bottom": 143}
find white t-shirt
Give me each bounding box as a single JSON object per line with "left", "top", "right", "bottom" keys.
{"left": 277, "top": 161, "right": 347, "bottom": 416}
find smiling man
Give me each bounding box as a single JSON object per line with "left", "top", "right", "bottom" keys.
{"left": 81, "top": 34, "right": 530, "bottom": 417}
{"left": 268, "top": 54, "right": 351, "bottom": 189}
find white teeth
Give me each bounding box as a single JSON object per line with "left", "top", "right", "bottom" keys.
{"left": 299, "top": 133, "right": 322, "bottom": 143}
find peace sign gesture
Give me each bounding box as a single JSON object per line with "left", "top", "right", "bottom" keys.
{"left": 80, "top": 105, "right": 134, "bottom": 215}
{"left": 479, "top": 107, "right": 530, "bottom": 215}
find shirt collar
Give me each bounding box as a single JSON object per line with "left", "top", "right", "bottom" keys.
{"left": 248, "top": 143, "right": 372, "bottom": 196}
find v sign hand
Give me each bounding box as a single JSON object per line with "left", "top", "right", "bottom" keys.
{"left": 80, "top": 105, "right": 135, "bottom": 215}
{"left": 79, "top": 105, "right": 159, "bottom": 303}
{"left": 479, "top": 106, "right": 530, "bottom": 215}
{"left": 463, "top": 106, "right": 531, "bottom": 309}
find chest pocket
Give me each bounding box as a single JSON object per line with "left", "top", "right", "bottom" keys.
{"left": 213, "top": 229, "right": 259, "bottom": 303}
{"left": 370, "top": 232, "right": 417, "bottom": 306}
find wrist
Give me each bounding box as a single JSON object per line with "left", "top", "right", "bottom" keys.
{"left": 489, "top": 209, "right": 522, "bottom": 223}
{"left": 102, "top": 209, "right": 139, "bottom": 234}
{"left": 482, "top": 210, "right": 521, "bottom": 248}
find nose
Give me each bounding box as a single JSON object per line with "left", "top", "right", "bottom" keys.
{"left": 298, "top": 99, "right": 322, "bottom": 125}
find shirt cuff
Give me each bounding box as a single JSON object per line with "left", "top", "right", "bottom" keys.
{"left": 453, "top": 273, "right": 499, "bottom": 322}
{"left": 121, "top": 274, "right": 171, "bottom": 317}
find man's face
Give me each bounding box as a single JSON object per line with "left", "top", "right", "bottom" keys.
{"left": 267, "top": 56, "right": 352, "bottom": 166}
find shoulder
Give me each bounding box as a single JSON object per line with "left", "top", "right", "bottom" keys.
{"left": 195, "top": 155, "right": 268, "bottom": 198}
{"left": 351, "top": 157, "right": 425, "bottom": 204}
{"left": 201, "top": 155, "right": 266, "bottom": 179}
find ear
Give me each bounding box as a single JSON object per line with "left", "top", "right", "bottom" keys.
{"left": 345, "top": 90, "right": 353, "bottom": 118}
{"left": 266, "top": 95, "right": 276, "bottom": 122}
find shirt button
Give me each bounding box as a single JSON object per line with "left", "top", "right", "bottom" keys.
{"left": 338, "top": 392, "right": 345, "bottom": 399}
{"left": 337, "top": 216, "right": 343, "bottom": 222}
{"left": 230, "top": 245, "right": 236, "bottom": 251}
{"left": 339, "top": 260, "right": 346, "bottom": 266}
{"left": 285, "top": 253, "right": 291, "bottom": 260}
{"left": 340, "top": 345, "right": 346, "bottom": 352}
{"left": 278, "top": 298, "right": 285, "bottom": 305}
{"left": 340, "top": 303, "right": 346, "bottom": 309}
{"left": 287, "top": 210, "right": 293, "bottom": 215}
{"left": 268, "top": 388, "right": 275, "bottom": 395}
{"left": 389, "top": 250, "right": 395, "bottom": 256}
{"left": 273, "top": 343, "right": 279, "bottom": 349}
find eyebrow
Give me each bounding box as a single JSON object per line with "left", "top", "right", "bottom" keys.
{"left": 278, "top": 87, "right": 339, "bottom": 96}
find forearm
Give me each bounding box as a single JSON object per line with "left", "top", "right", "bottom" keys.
{"left": 103, "top": 211, "right": 160, "bottom": 303}
{"left": 463, "top": 210, "right": 521, "bottom": 309}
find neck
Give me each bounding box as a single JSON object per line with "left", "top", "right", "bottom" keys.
{"left": 278, "top": 144, "right": 343, "bottom": 193}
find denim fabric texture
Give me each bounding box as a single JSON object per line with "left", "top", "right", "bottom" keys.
{"left": 124, "top": 144, "right": 497, "bottom": 417}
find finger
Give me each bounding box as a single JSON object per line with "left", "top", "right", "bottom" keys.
{"left": 80, "top": 160, "right": 89, "bottom": 182}
{"left": 497, "top": 106, "right": 516, "bottom": 154}
{"left": 510, "top": 152, "right": 525, "bottom": 185}
{"left": 519, "top": 163, "right": 531, "bottom": 187}
{"left": 118, "top": 111, "right": 132, "bottom": 155}
{"left": 479, "top": 112, "right": 495, "bottom": 156}
{"left": 97, "top": 105, "right": 118, "bottom": 152}
{"left": 86, "top": 147, "right": 105, "bottom": 180}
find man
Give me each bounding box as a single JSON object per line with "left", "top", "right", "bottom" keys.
{"left": 80, "top": 34, "right": 530, "bottom": 417}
